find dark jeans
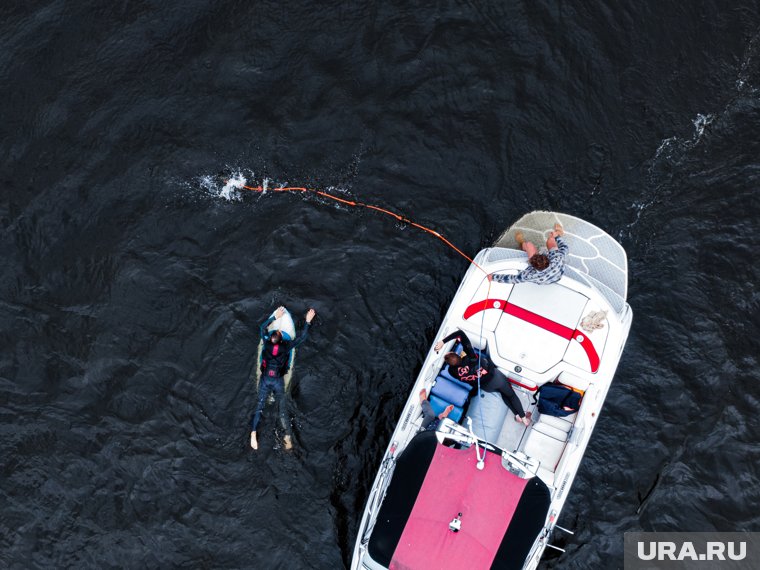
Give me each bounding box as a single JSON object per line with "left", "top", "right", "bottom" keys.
{"left": 420, "top": 400, "right": 439, "bottom": 431}
{"left": 480, "top": 368, "right": 526, "bottom": 418}
{"left": 251, "top": 375, "right": 291, "bottom": 436}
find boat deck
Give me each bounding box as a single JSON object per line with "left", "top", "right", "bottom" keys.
{"left": 421, "top": 273, "right": 615, "bottom": 487}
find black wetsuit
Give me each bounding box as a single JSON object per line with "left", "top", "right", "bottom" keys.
{"left": 251, "top": 315, "right": 311, "bottom": 435}
{"left": 440, "top": 329, "right": 526, "bottom": 418}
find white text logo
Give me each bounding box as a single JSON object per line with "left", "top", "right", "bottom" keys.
{"left": 637, "top": 541, "right": 747, "bottom": 562}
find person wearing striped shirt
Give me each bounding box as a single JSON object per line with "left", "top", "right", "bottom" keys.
{"left": 488, "top": 223, "right": 568, "bottom": 285}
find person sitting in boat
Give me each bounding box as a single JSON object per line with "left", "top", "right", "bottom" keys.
{"left": 250, "top": 306, "right": 316, "bottom": 450}
{"left": 487, "top": 223, "right": 568, "bottom": 285}
{"left": 418, "top": 389, "right": 454, "bottom": 431}
{"left": 434, "top": 329, "right": 531, "bottom": 426}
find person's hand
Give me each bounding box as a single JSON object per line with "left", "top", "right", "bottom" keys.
{"left": 554, "top": 223, "right": 564, "bottom": 237}
{"left": 274, "top": 306, "right": 286, "bottom": 319}
{"left": 486, "top": 273, "right": 493, "bottom": 282}
{"left": 305, "top": 308, "right": 316, "bottom": 323}
{"left": 434, "top": 341, "right": 444, "bottom": 352}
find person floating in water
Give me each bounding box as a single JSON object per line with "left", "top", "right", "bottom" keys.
{"left": 488, "top": 223, "right": 568, "bottom": 285}
{"left": 250, "top": 306, "right": 316, "bottom": 450}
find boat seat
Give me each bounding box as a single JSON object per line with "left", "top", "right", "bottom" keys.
{"left": 557, "top": 371, "right": 589, "bottom": 393}
{"left": 429, "top": 394, "right": 464, "bottom": 423}
{"left": 522, "top": 412, "right": 576, "bottom": 474}
{"left": 430, "top": 343, "right": 492, "bottom": 426}
{"left": 437, "top": 366, "right": 462, "bottom": 385}
{"left": 430, "top": 374, "right": 471, "bottom": 407}
{"left": 539, "top": 414, "right": 574, "bottom": 434}
{"left": 531, "top": 421, "right": 568, "bottom": 441}
{"left": 429, "top": 372, "right": 471, "bottom": 425}
{"left": 524, "top": 427, "right": 566, "bottom": 473}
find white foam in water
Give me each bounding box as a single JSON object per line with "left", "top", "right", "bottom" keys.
{"left": 692, "top": 113, "right": 714, "bottom": 140}
{"left": 220, "top": 174, "right": 247, "bottom": 201}
{"left": 199, "top": 175, "right": 217, "bottom": 192}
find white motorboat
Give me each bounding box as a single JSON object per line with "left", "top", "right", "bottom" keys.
{"left": 351, "top": 211, "right": 633, "bottom": 570}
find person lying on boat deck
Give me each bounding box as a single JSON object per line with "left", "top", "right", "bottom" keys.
{"left": 418, "top": 389, "right": 454, "bottom": 431}
{"left": 250, "top": 306, "right": 316, "bottom": 451}
{"left": 434, "top": 329, "right": 531, "bottom": 427}
{"left": 487, "top": 223, "right": 568, "bottom": 285}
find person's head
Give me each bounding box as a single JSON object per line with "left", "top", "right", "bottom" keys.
{"left": 444, "top": 352, "right": 461, "bottom": 367}
{"left": 529, "top": 253, "right": 550, "bottom": 271}
{"left": 270, "top": 330, "right": 283, "bottom": 344}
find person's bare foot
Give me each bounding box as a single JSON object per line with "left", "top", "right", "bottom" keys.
{"left": 438, "top": 404, "right": 455, "bottom": 420}
{"left": 250, "top": 431, "right": 258, "bottom": 450}
{"left": 419, "top": 389, "right": 428, "bottom": 404}
{"left": 283, "top": 435, "right": 293, "bottom": 450}
{"left": 516, "top": 414, "right": 531, "bottom": 427}
{"left": 515, "top": 231, "right": 525, "bottom": 246}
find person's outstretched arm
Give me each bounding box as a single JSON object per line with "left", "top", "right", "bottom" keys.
{"left": 490, "top": 272, "right": 521, "bottom": 284}
{"left": 434, "top": 329, "right": 474, "bottom": 355}
{"left": 260, "top": 306, "right": 286, "bottom": 340}
{"left": 288, "top": 308, "right": 316, "bottom": 350}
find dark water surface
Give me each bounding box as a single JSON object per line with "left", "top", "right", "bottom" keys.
{"left": 2, "top": 2, "right": 760, "bottom": 568}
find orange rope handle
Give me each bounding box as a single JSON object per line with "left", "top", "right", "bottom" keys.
{"left": 240, "top": 184, "right": 486, "bottom": 273}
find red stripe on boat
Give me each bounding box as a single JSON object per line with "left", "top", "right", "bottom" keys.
{"left": 390, "top": 445, "right": 528, "bottom": 570}
{"left": 462, "top": 298, "right": 505, "bottom": 320}
{"left": 508, "top": 378, "right": 538, "bottom": 392}
{"left": 464, "top": 300, "right": 601, "bottom": 373}
{"left": 502, "top": 303, "right": 574, "bottom": 339}
{"left": 574, "top": 331, "right": 600, "bottom": 372}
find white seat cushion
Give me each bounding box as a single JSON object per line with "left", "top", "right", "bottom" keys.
{"left": 531, "top": 421, "right": 569, "bottom": 441}
{"left": 523, "top": 428, "right": 567, "bottom": 472}
{"left": 557, "top": 371, "right": 589, "bottom": 392}
{"left": 539, "top": 414, "right": 574, "bottom": 433}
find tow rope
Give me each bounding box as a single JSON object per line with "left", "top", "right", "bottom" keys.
{"left": 238, "top": 183, "right": 486, "bottom": 273}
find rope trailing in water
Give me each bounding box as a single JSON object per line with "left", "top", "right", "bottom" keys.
{"left": 239, "top": 184, "right": 486, "bottom": 273}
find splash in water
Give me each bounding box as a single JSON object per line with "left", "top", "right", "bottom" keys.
{"left": 220, "top": 174, "right": 247, "bottom": 201}
{"left": 692, "top": 113, "right": 714, "bottom": 140}
{"left": 195, "top": 171, "right": 249, "bottom": 201}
